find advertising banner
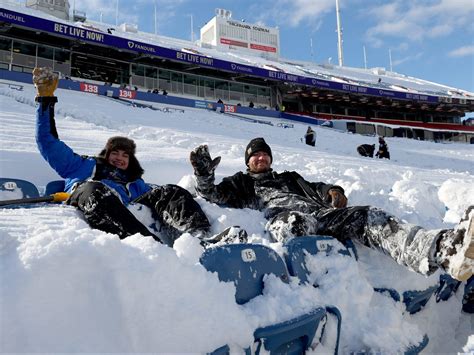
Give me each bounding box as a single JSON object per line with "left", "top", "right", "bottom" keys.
{"left": 0, "top": 7, "right": 441, "bottom": 103}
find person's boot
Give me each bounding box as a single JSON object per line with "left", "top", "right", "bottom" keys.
{"left": 436, "top": 208, "right": 474, "bottom": 282}
{"left": 202, "top": 226, "right": 248, "bottom": 247}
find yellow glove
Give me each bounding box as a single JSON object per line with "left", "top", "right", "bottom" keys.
{"left": 32, "top": 67, "right": 59, "bottom": 97}
{"left": 327, "top": 189, "right": 348, "bottom": 208}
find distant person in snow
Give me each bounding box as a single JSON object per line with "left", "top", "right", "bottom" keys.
{"left": 357, "top": 144, "right": 376, "bottom": 158}
{"left": 304, "top": 126, "right": 316, "bottom": 147}
{"left": 376, "top": 136, "right": 390, "bottom": 159}
{"left": 33, "top": 67, "right": 210, "bottom": 246}
{"left": 190, "top": 137, "right": 473, "bottom": 282}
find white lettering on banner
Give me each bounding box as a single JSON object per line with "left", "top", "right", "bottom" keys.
{"left": 406, "top": 93, "right": 428, "bottom": 101}
{"left": 342, "top": 84, "right": 367, "bottom": 93}
{"left": 230, "top": 63, "right": 253, "bottom": 74}
{"left": 268, "top": 71, "right": 298, "bottom": 82}
{"left": 119, "top": 90, "right": 136, "bottom": 99}
{"left": 127, "top": 41, "right": 156, "bottom": 53}
{"left": 224, "top": 104, "right": 236, "bottom": 113}
{"left": 379, "top": 90, "right": 395, "bottom": 97}
{"left": 80, "top": 83, "right": 99, "bottom": 94}
{"left": 53, "top": 23, "right": 105, "bottom": 43}
{"left": 0, "top": 11, "right": 26, "bottom": 23}
{"left": 175, "top": 52, "right": 214, "bottom": 66}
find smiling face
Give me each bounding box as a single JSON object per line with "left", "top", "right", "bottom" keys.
{"left": 107, "top": 149, "right": 130, "bottom": 170}
{"left": 247, "top": 151, "right": 272, "bottom": 173}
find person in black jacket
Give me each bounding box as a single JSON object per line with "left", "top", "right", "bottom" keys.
{"left": 189, "top": 137, "right": 473, "bottom": 281}
{"left": 357, "top": 144, "right": 376, "bottom": 158}
{"left": 304, "top": 126, "right": 316, "bottom": 147}
{"left": 376, "top": 137, "right": 390, "bottom": 159}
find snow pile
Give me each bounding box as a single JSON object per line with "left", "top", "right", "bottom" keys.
{"left": 0, "top": 83, "right": 473, "bottom": 353}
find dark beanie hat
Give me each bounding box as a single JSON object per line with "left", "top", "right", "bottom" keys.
{"left": 245, "top": 137, "right": 272, "bottom": 165}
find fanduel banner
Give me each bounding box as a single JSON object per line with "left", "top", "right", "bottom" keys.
{"left": 0, "top": 7, "right": 439, "bottom": 103}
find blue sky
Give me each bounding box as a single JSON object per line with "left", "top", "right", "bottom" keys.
{"left": 72, "top": 0, "right": 474, "bottom": 94}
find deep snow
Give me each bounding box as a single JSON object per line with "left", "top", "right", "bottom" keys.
{"left": 0, "top": 83, "right": 473, "bottom": 353}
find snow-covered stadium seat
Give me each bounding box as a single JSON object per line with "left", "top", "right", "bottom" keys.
{"left": 0, "top": 177, "right": 39, "bottom": 199}
{"left": 283, "top": 235, "right": 430, "bottom": 354}
{"left": 200, "top": 244, "right": 340, "bottom": 354}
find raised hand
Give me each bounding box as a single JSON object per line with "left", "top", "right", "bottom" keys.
{"left": 190, "top": 145, "right": 221, "bottom": 176}
{"left": 32, "top": 67, "right": 59, "bottom": 97}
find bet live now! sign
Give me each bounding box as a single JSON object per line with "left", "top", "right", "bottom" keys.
{"left": 0, "top": 7, "right": 441, "bottom": 103}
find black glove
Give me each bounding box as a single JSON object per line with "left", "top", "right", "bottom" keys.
{"left": 190, "top": 145, "right": 221, "bottom": 176}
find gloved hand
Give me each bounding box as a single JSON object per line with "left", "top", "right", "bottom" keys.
{"left": 327, "top": 189, "right": 348, "bottom": 208}
{"left": 190, "top": 145, "right": 221, "bottom": 176}
{"left": 32, "top": 67, "right": 59, "bottom": 97}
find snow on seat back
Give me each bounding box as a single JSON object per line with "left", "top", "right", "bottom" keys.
{"left": 200, "top": 244, "right": 289, "bottom": 305}
{"left": 0, "top": 178, "right": 39, "bottom": 201}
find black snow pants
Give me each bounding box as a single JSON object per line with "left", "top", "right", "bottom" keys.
{"left": 267, "top": 206, "right": 441, "bottom": 275}
{"left": 68, "top": 181, "right": 210, "bottom": 246}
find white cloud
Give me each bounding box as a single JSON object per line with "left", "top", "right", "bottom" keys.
{"left": 448, "top": 45, "right": 474, "bottom": 57}
{"left": 364, "top": 0, "right": 474, "bottom": 44}
{"left": 392, "top": 52, "right": 423, "bottom": 67}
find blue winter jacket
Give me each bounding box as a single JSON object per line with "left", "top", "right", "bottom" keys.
{"left": 35, "top": 97, "right": 151, "bottom": 204}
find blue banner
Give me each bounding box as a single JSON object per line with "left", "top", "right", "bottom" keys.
{"left": 0, "top": 7, "right": 441, "bottom": 103}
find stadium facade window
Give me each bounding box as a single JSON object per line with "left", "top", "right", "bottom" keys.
{"left": 332, "top": 107, "right": 345, "bottom": 115}
{"left": 12, "top": 40, "right": 36, "bottom": 69}
{"left": 215, "top": 80, "right": 229, "bottom": 101}
{"left": 183, "top": 74, "right": 198, "bottom": 96}
{"left": 52, "top": 48, "right": 70, "bottom": 75}
{"left": 257, "top": 87, "right": 271, "bottom": 106}
{"left": 158, "top": 69, "right": 171, "bottom": 91}
{"left": 0, "top": 37, "right": 12, "bottom": 66}
{"left": 199, "top": 78, "right": 215, "bottom": 99}
{"left": 171, "top": 72, "right": 183, "bottom": 94}
{"left": 37, "top": 45, "right": 54, "bottom": 59}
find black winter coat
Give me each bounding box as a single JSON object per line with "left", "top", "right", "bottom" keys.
{"left": 195, "top": 170, "right": 344, "bottom": 218}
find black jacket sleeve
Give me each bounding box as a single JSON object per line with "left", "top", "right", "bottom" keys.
{"left": 195, "top": 171, "right": 258, "bottom": 209}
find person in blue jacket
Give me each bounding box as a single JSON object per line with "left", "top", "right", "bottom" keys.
{"left": 33, "top": 67, "right": 210, "bottom": 246}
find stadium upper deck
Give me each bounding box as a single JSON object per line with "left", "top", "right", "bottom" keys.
{"left": 1, "top": 2, "right": 473, "bottom": 143}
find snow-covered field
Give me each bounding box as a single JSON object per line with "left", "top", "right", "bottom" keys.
{"left": 0, "top": 83, "right": 473, "bottom": 353}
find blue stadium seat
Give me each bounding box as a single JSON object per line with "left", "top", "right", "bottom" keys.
{"left": 201, "top": 244, "right": 340, "bottom": 355}
{"left": 284, "top": 236, "right": 428, "bottom": 354}
{"left": 402, "top": 286, "right": 438, "bottom": 314}
{"left": 284, "top": 236, "right": 351, "bottom": 285}
{"left": 462, "top": 276, "right": 473, "bottom": 313}
{"left": 435, "top": 274, "right": 461, "bottom": 303}
{"left": 0, "top": 177, "right": 39, "bottom": 199}
{"left": 287, "top": 235, "right": 438, "bottom": 314}
{"left": 45, "top": 180, "right": 66, "bottom": 195}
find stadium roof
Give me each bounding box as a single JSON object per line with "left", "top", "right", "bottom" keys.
{"left": 1, "top": 2, "right": 473, "bottom": 109}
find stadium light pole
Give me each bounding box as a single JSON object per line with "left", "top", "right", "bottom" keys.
{"left": 389, "top": 49, "right": 393, "bottom": 71}
{"left": 189, "top": 14, "right": 194, "bottom": 42}
{"left": 154, "top": 1, "right": 157, "bottom": 35}
{"left": 115, "top": 0, "right": 119, "bottom": 26}
{"left": 335, "top": 0, "right": 344, "bottom": 67}
{"left": 363, "top": 45, "right": 367, "bottom": 69}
